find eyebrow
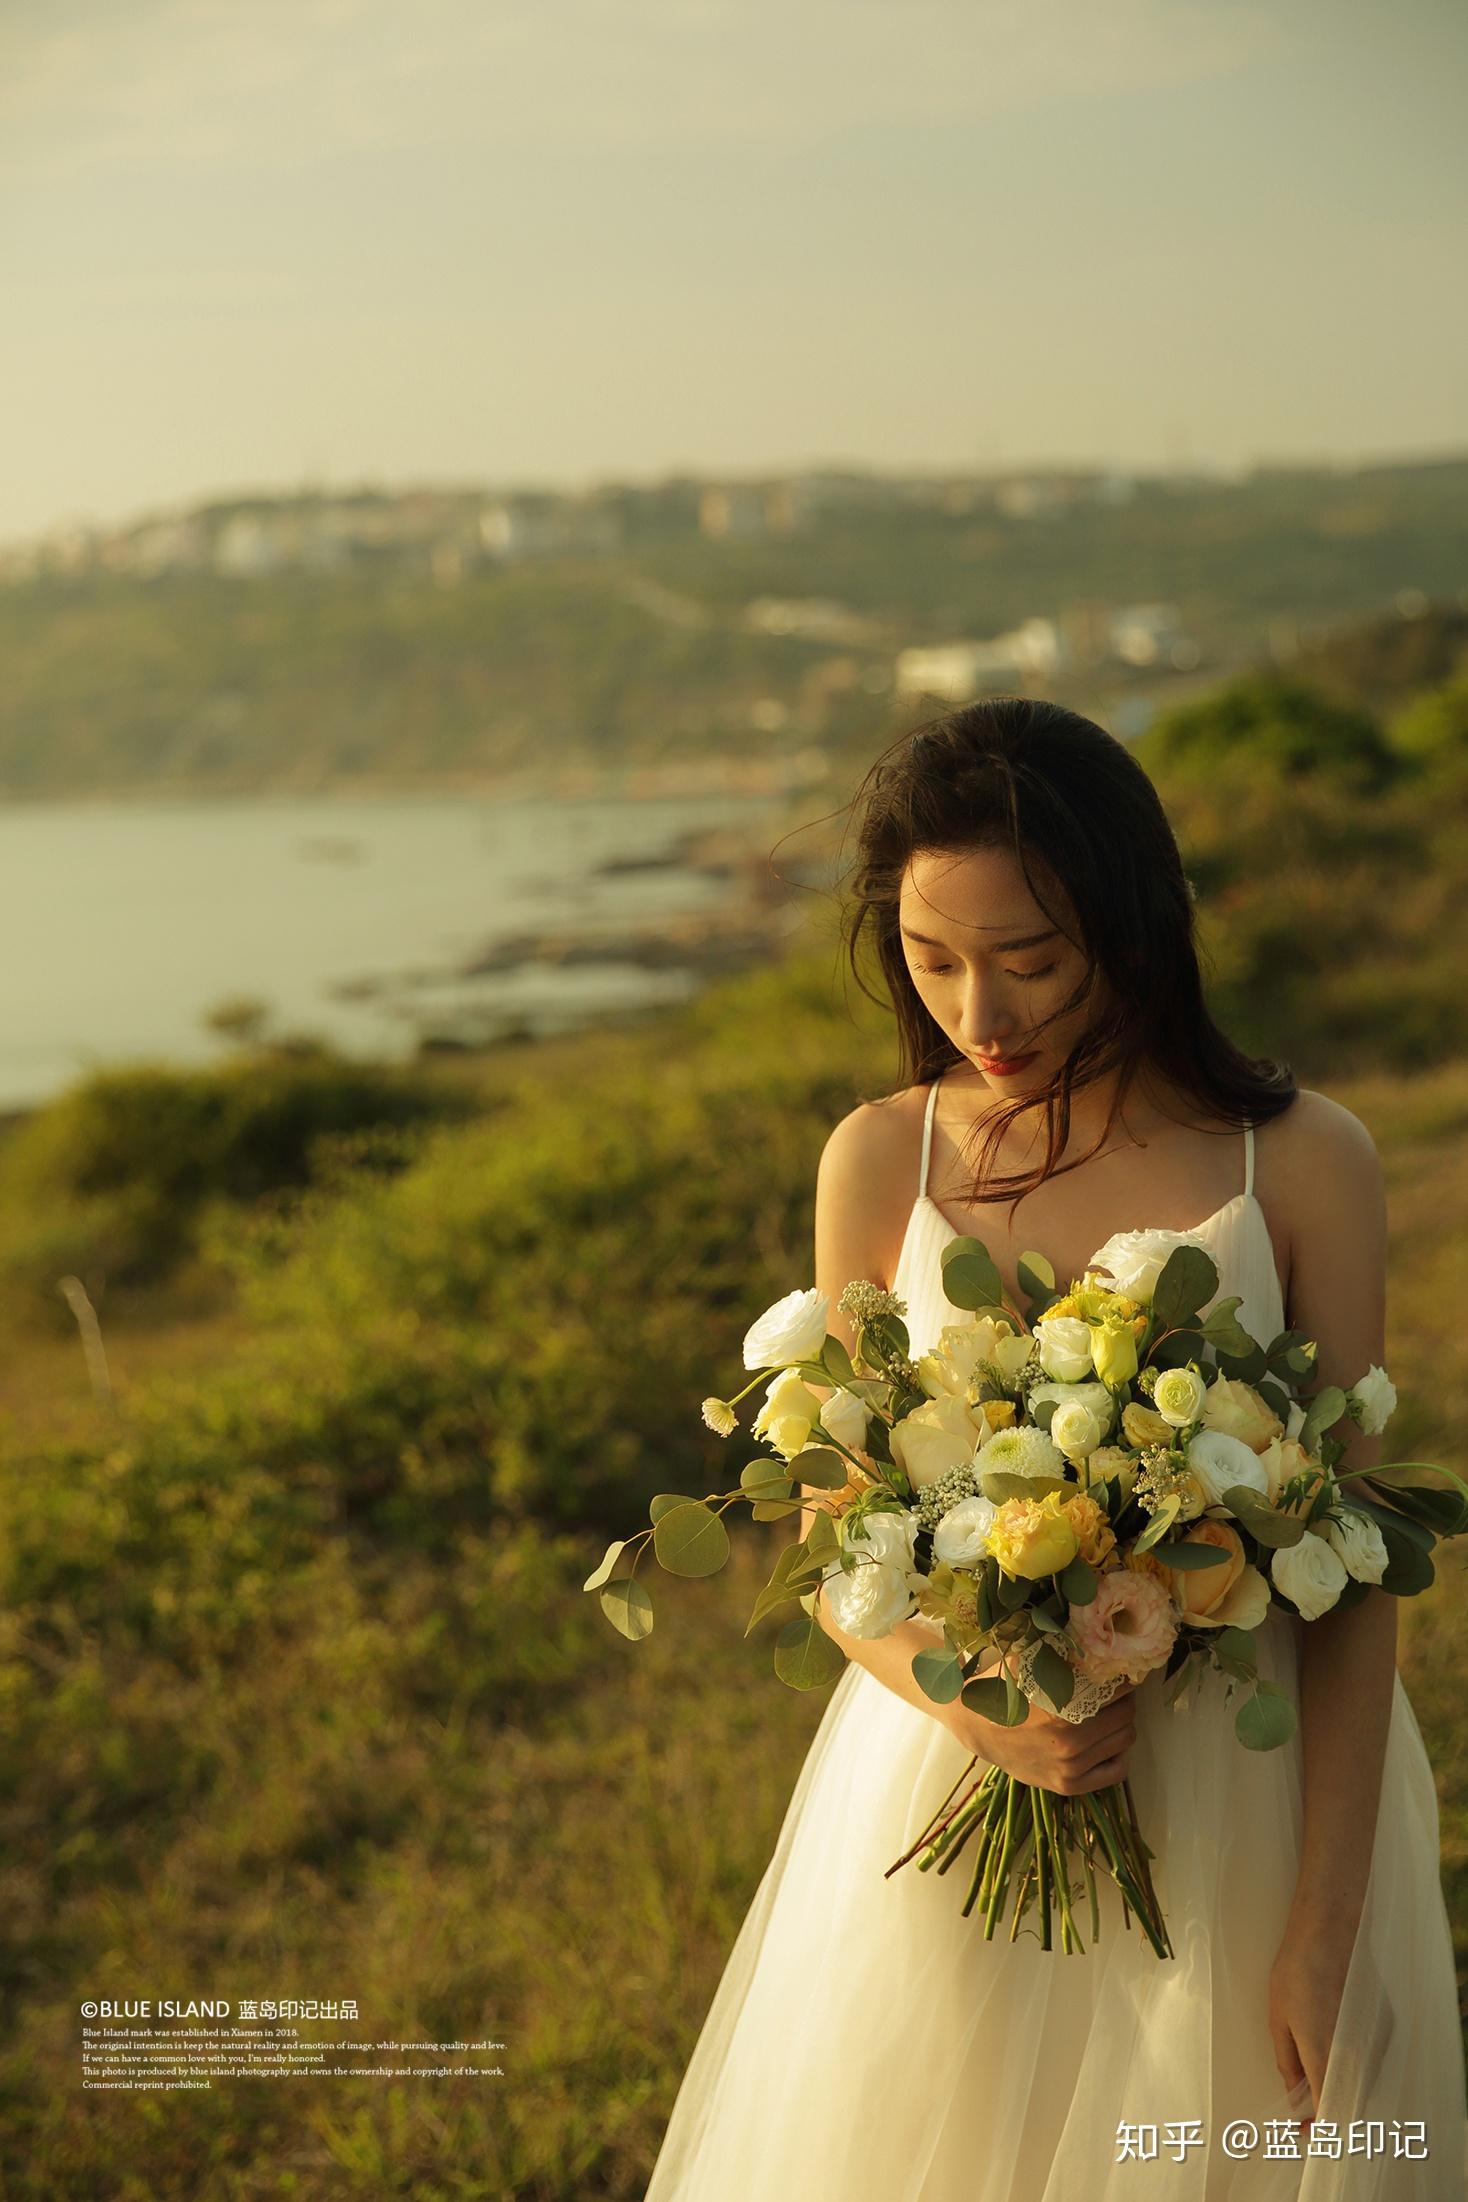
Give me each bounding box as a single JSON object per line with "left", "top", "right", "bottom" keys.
{"left": 900, "top": 924, "right": 1061, "bottom": 953}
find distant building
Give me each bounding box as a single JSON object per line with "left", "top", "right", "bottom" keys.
{"left": 699, "top": 484, "right": 770, "bottom": 540}
{"left": 742, "top": 596, "right": 876, "bottom": 644}
{"left": 1109, "top": 602, "right": 1185, "bottom": 666}
{"left": 214, "top": 512, "right": 286, "bottom": 576}
{"left": 893, "top": 619, "right": 1065, "bottom": 701}
{"left": 479, "top": 494, "right": 621, "bottom": 559}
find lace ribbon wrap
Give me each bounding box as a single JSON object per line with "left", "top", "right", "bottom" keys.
{"left": 1008, "top": 1636, "right": 1130, "bottom": 1723}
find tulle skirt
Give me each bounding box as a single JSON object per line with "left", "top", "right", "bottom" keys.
{"left": 643, "top": 1607, "right": 1467, "bottom": 2200}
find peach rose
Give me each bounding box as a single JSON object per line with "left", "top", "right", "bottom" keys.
{"left": 1159, "top": 1517, "right": 1271, "bottom": 1630}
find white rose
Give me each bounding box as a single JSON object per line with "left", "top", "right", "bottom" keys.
{"left": 1349, "top": 1364, "right": 1398, "bottom": 1437}
{"left": 890, "top": 1394, "right": 985, "bottom": 1491}
{"left": 933, "top": 1493, "right": 999, "bottom": 1568}
{"left": 751, "top": 1369, "right": 823, "bottom": 1461}
{"left": 1325, "top": 1509, "right": 1389, "bottom": 1585}
{"left": 1028, "top": 1377, "right": 1117, "bottom": 1443}
{"left": 1153, "top": 1367, "right": 1209, "bottom": 1428}
{"left": 819, "top": 1385, "right": 871, "bottom": 1452}
{"left": 1186, "top": 1427, "right": 1272, "bottom": 1510}
{"left": 1271, "top": 1530, "right": 1349, "bottom": 1620}
{"left": 1034, "top": 1312, "right": 1095, "bottom": 1384}
{"left": 1284, "top": 1398, "right": 1307, "bottom": 1442}
{"left": 742, "top": 1287, "right": 829, "bottom": 1371}
{"left": 1050, "top": 1398, "right": 1106, "bottom": 1464}
{"left": 821, "top": 1511, "right": 917, "bottom": 1638}
{"left": 1087, "top": 1226, "right": 1213, "bottom": 1303}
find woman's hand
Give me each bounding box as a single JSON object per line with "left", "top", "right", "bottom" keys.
{"left": 1268, "top": 1913, "right": 1354, "bottom": 2120}
{"left": 939, "top": 1670, "right": 1138, "bottom": 1794}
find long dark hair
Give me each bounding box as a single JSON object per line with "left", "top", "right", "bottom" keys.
{"left": 839, "top": 696, "right": 1297, "bottom": 1224}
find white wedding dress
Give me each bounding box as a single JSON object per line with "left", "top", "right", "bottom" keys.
{"left": 643, "top": 1082, "right": 1468, "bottom": 2199}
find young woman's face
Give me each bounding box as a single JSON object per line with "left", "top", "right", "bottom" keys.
{"left": 898, "top": 842, "right": 1096, "bottom": 1092}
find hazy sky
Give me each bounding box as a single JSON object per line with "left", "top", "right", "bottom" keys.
{"left": 2, "top": 0, "right": 1465, "bottom": 540}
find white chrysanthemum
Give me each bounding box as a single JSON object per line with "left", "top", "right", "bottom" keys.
{"left": 701, "top": 1397, "right": 737, "bottom": 1437}
{"left": 820, "top": 1511, "right": 918, "bottom": 1639}
{"left": 974, "top": 1423, "right": 1067, "bottom": 1482}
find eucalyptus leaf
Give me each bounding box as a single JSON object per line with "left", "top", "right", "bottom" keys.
{"left": 961, "top": 1673, "right": 1027, "bottom": 1724}
{"left": 1151, "top": 1243, "right": 1218, "bottom": 1328}
{"left": 750, "top": 1497, "right": 804, "bottom": 1522}
{"left": 1298, "top": 1384, "right": 1348, "bottom": 1454}
{"left": 979, "top": 1469, "right": 1069, "bottom": 1504}
{"left": 790, "top": 1447, "right": 849, "bottom": 1491}
{"left": 774, "top": 1613, "right": 847, "bottom": 1689}
{"left": 820, "top": 1335, "right": 856, "bottom": 1384}
{"left": 1235, "top": 1682, "right": 1296, "bottom": 1751}
{"left": 582, "top": 1538, "right": 628, "bottom": 1593}
{"left": 1030, "top": 1640, "right": 1076, "bottom": 1711}
{"left": 1359, "top": 1461, "right": 1468, "bottom": 1538}
{"left": 1132, "top": 1495, "right": 1181, "bottom": 1554}
{"left": 941, "top": 1236, "right": 1003, "bottom": 1313}
{"left": 912, "top": 1646, "right": 964, "bottom": 1704}
{"left": 1222, "top": 1487, "right": 1306, "bottom": 1548}
{"left": 741, "top": 1459, "right": 793, "bottom": 1500}
{"left": 651, "top": 1499, "right": 732, "bottom": 1578}
{"left": 1150, "top": 1540, "right": 1231, "bottom": 1569}
{"left": 1148, "top": 1326, "right": 1206, "bottom": 1370}
{"left": 600, "top": 1578, "right": 654, "bottom": 1641}
{"left": 1058, "top": 1553, "right": 1098, "bottom": 1604}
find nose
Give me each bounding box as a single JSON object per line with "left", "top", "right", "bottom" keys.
{"left": 957, "top": 970, "right": 1024, "bottom": 1055}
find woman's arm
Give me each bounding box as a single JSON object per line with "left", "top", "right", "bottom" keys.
{"left": 1266, "top": 1092, "right": 1398, "bottom": 2115}
{"left": 795, "top": 1104, "right": 975, "bottom": 1717}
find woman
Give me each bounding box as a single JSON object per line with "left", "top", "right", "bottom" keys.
{"left": 643, "top": 699, "right": 1466, "bottom": 2199}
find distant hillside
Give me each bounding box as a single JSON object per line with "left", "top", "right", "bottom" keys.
{"left": 1, "top": 454, "right": 1466, "bottom": 798}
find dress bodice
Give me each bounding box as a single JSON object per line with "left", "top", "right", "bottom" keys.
{"left": 892, "top": 1076, "right": 1286, "bottom": 1359}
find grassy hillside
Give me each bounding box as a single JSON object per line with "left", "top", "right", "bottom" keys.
{"left": 1, "top": 671, "right": 1466, "bottom": 2194}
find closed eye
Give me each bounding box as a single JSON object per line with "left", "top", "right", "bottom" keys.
{"left": 915, "top": 961, "right": 1058, "bottom": 981}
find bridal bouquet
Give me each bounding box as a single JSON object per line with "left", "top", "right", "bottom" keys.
{"left": 586, "top": 1222, "right": 1468, "bottom": 1960}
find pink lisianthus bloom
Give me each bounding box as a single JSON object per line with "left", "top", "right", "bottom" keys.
{"left": 1067, "top": 1568, "right": 1178, "bottom": 1687}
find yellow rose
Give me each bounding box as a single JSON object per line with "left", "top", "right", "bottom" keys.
{"left": 980, "top": 1399, "right": 1018, "bottom": 1435}
{"left": 1122, "top": 1400, "right": 1172, "bottom": 1448}
{"left": 1061, "top": 1490, "right": 1118, "bottom": 1570}
{"left": 986, "top": 1490, "right": 1081, "bottom": 1579}
{"left": 890, "top": 1393, "right": 987, "bottom": 1490}
{"left": 1202, "top": 1374, "right": 1284, "bottom": 1454}
{"left": 751, "top": 1369, "right": 824, "bottom": 1460}
{"left": 1255, "top": 1434, "right": 1318, "bottom": 1505}
{"left": 1093, "top": 1314, "right": 1140, "bottom": 1387}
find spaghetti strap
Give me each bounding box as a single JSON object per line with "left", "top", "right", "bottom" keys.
{"left": 1243, "top": 1120, "right": 1254, "bottom": 1199}
{"left": 919, "top": 1075, "right": 942, "bottom": 1198}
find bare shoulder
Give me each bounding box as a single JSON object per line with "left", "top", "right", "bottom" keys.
{"left": 815, "top": 1083, "right": 928, "bottom": 1304}
{"left": 1263, "top": 1088, "right": 1387, "bottom": 1335}
{"left": 1267, "top": 1086, "right": 1384, "bottom": 1205}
